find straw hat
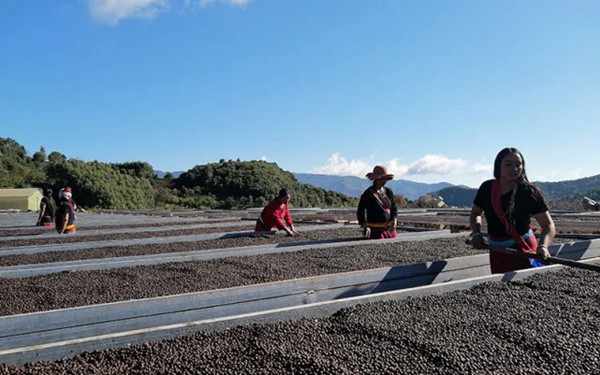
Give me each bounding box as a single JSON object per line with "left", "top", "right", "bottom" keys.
{"left": 366, "top": 165, "right": 394, "bottom": 181}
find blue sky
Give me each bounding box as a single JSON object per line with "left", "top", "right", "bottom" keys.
{"left": 2, "top": 0, "right": 599, "bottom": 188}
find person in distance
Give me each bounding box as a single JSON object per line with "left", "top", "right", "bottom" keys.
{"left": 255, "top": 188, "right": 299, "bottom": 236}
{"left": 36, "top": 188, "right": 56, "bottom": 227}
{"left": 357, "top": 165, "right": 398, "bottom": 239}
{"left": 55, "top": 188, "right": 77, "bottom": 234}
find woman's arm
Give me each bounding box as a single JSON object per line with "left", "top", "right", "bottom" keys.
{"left": 356, "top": 194, "right": 368, "bottom": 226}
{"left": 388, "top": 188, "right": 398, "bottom": 219}
{"left": 469, "top": 204, "right": 486, "bottom": 249}
{"left": 283, "top": 205, "right": 297, "bottom": 236}
{"left": 533, "top": 211, "right": 555, "bottom": 258}
{"left": 37, "top": 203, "right": 46, "bottom": 225}
{"left": 58, "top": 212, "right": 69, "bottom": 234}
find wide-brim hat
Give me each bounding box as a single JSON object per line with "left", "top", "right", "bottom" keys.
{"left": 366, "top": 165, "right": 394, "bottom": 181}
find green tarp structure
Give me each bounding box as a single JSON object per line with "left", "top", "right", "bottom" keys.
{"left": 0, "top": 188, "right": 43, "bottom": 211}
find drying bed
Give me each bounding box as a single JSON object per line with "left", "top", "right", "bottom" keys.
{"left": 0, "top": 212, "right": 223, "bottom": 231}
{"left": 0, "top": 236, "right": 482, "bottom": 316}
{"left": 0, "top": 226, "right": 365, "bottom": 266}
{"left": 0, "top": 225, "right": 264, "bottom": 248}
{"left": 2, "top": 266, "right": 598, "bottom": 374}
{"left": 0, "top": 220, "right": 246, "bottom": 237}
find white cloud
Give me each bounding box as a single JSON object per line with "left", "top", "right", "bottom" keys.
{"left": 259, "top": 156, "right": 267, "bottom": 161}
{"left": 406, "top": 154, "right": 467, "bottom": 175}
{"left": 311, "top": 154, "right": 413, "bottom": 178}
{"left": 386, "top": 158, "right": 409, "bottom": 177}
{"left": 89, "top": 0, "right": 169, "bottom": 25}
{"left": 468, "top": 163, "right": 492, "bottom": 174}
{"left": 313, "top": 153, "right": 472, "bottom": 179}
{"left": 89, "top": 0, "right": 252, "bottom": 25}
{"left": 312, "top": 153, "right": 374, "bottom": 177}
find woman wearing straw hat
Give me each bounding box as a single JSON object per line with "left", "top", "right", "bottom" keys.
{"left": 357, "top": 165, "right": 398, "bottom": 239}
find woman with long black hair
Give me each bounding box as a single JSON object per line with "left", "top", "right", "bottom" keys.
{"left": 36, "top": 188, "right": 56, "bottom": 227}
{"left": 469, "top": 148, "right": 555, "bottom": 273}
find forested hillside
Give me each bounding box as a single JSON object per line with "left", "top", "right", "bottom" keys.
{"left": 546, "top": 188, "right": 600, "bottom": 211}
{"left": 0, "top": 138, "right": 46, "bottom": 188}
{"left": 434, "top": 186, "right": 478, "bottom": 208}
{"left": 47, "top": 159, "right": 157, "bottom": 209}
{"left": 3, "top": 137, "right": 599, "bottom": 211}
{"left": 0, "top": 138, "right": 356, "bottom": 210}
{"left": 173, "top": 160, "right": 356, "bottom": 209}
{"left": 535, "top": 176, "right": 600, "bottom": 200}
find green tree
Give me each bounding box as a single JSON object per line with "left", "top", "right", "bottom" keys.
{"left": 48, "top": 151, "right": 67, "bottom": 164}
{"left": 32, "top": 146, "right": 46, "bottom": 163}
{"left": 0, "top": 138, "right": 46, "bottom": 187}
{"left": 47, "top": 159, "right": 156, "bottom": 209}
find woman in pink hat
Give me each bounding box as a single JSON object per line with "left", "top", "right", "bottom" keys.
{"left": 63, "top": 187, "right": 77, "bottom": 212}
{"left": 357, "top": 165, "right": 398, "bottom": 239}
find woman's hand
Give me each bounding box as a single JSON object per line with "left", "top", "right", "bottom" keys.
{"left": 361, "top": 225, "right": 371, "bottom": 239}
{"left": 469, "top": 205, "right": 484, "bottom": 249}
{"left": 533, "top": 211, "right": 555, "bottom": 260}
{"left": 536, "top": 245, "right": 550, "bottom": 259}
{"left": 468, "top": 232, "right": 486, "bottom": 249}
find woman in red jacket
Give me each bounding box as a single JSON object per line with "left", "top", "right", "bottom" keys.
{"left": 255, "top": 189, "right": 298, "bottom": 236}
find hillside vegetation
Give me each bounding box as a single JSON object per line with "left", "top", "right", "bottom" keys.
{"left": 172, "top": 160, "right": 356, "bottom": 209}
{"left": 433, "top": 186, "right": 478, "bottom": 208}
{"left": 3, "top": 137, "right": 598, "bottom": 211}
{"left": 535, "top": 176, "right": 600, "bottom": 200}
{"left": 0, "top": 138, "right": 356, "bottom": 210}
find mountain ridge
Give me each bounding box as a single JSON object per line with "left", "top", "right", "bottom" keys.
{"left": 289, "top": 173, "right": 453, "bottom": 200}
{"left": 432, "top": 175, "right": 600, "bottom": 208}
{"left": 154, "top": 170, "right": 600, "bottom": 206}
{"left": 154, "top": 170, "right": 456, "bottom": 200}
